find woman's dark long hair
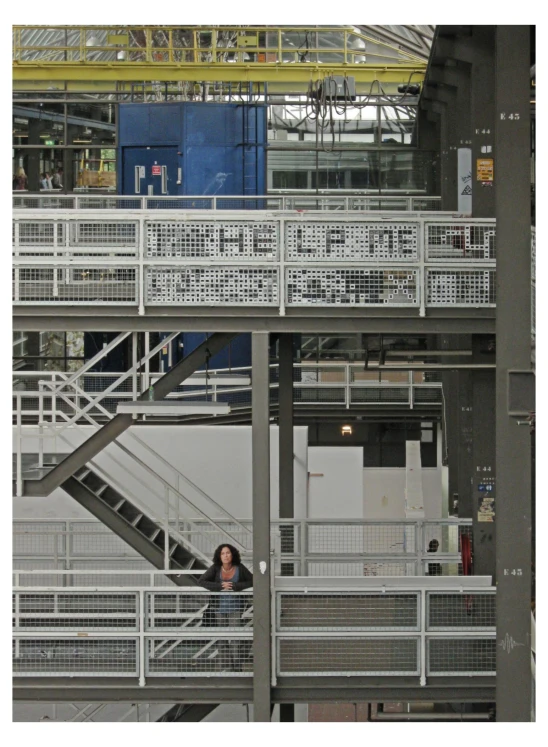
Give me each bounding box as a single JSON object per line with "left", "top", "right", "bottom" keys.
{"left": 212, "top": 543, "right": 241, "bottom": 566}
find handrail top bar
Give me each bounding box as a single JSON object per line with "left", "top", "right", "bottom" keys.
{"left": 12, "top": 209, "right": 489, "bottom": 222}
{"left": 274, "top": 576, "right": 494, "bottom": 590}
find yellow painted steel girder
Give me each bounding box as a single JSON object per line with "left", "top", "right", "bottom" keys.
{"left": 13, "top": 62, "right": 426, "bottom": 86}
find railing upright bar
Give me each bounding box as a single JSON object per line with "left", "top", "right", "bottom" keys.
{"left": 138, "top": 590, "right": 146, "bottom": 686}
{"left": 420, "top": 588, "right": 427, "bottom": 685}
{"left": 164, "top": 486, "right": 170, "bottom": 571}
{"left": 16, "top": 396, "right": 22, "bottom": 497}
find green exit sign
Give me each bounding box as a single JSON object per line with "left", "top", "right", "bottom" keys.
{"left": 44, "top": 139, "right": 55, "bottom": 145}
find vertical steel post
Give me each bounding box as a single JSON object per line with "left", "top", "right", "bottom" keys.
{"left": 495, "top": 25, "right": 533, "bottom": 722}
{"left": 278, "top": 333, "right": 294, "bottom": 721}
{"left": 252, "top": 332, "right": 271, "bottom": 721}
{"left": 139, "top": 590, "right": 146, "bottom": 686}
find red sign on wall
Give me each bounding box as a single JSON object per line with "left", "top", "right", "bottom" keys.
{"left": 151, "top": 165, "right": 161, "bottom": 176}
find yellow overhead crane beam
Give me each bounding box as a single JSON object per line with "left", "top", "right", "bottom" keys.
{"left": 13, "top": 25, "right": 427, "bottom": 88}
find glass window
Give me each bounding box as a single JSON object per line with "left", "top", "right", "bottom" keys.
{"left": 67, "top": 103, "right": 116, "bottom": 146}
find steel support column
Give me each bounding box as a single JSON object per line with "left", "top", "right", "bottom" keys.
{"left": 471, "top": 335, "right": 496, "bottom": 576}
{"left": 278, "top": 333, "right": 294, "bottom": 722}
{"left": 252, "top": 332, "right": 272, "bottom": 721}
{"left": 471, "top": 27, "right": 496, "bottom": 217}
{"left": 495, "top": 25, "right": 532, "bottom": 722}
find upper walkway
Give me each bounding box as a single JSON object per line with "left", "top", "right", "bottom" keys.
{"left": 13, "top": 199, "right": 496, "bottom": 333}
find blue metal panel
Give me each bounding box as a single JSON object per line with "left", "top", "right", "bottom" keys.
{"left": 118, "top": 102, "right": 266, "bottom": 198}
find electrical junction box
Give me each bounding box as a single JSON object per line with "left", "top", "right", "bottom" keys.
{"left": 314, "top": 75, "right": 356, "bottom": 101}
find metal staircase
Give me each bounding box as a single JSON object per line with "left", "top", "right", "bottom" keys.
{"left": 62, "top": 466, "right": 207, "bottom": 584}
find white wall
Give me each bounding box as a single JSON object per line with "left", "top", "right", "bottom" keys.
{"left": 13, "top": 425, "right": 309, "bottom": 522}
{"left": 307, "top": 447, "right": 364, "bottom": 518}
{"left": 363, "top": 468, "right": 443, "bottom": 520}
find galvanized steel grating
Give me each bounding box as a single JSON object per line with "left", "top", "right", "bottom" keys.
{"left": 145, "top": 221, "right": 278, "bottom": 260}
{"left": 12, "top": 638, "right": 138, "bottom": 675}
{"left": 285, "top": 222, "right": 418, "bottom": 261}
{"left": 286, "top": 268, "right": 418, "bottom": 306}
{"left": 427, "top": 593, "right": 496, "bottom": 630}
{"left": 146, "top": 267, "right": 279, "bottom": 305}
{"left": 278, "top": 637, "right": 419, "bottom": 675}
{"left": 427, "top": 638, "right": 496, "bottom": 675}
{"left": 278, "top": 592, "right": 419, "bottom": 631}
{"left": 426, "top": 224, "right": 496, "bottom": 261}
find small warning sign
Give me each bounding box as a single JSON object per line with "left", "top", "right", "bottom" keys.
{"left": 152, "top": 165, "right": 161, "bottom": 176}
{"left": 477, "top": 158, "right": 494, "bottom": 182}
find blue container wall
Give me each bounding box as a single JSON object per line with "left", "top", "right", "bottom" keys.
{"left": 118, "top": 102, "right": 267, "bottom": 196}
{"left": 182, "top": 333, "right": 252, "bottom": 370}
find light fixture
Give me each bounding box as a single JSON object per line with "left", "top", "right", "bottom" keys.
{"left": 341, "top": 425, "right": 352, "bottom": 436}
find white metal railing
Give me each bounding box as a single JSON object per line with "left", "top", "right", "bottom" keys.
{"left": 13, "top": 363, "right": 443, "bottom": 418}
{"left": 12, "top": 211, "right": 496, "bottom": 314}
{"left": 13, "top": 518, "right": 472, "bottom": 580}
{"left": 13, "top": 193, "right": 443, "bottom": 212}
{"left": 12, "top": 577, "right": 495, "bottom": 684}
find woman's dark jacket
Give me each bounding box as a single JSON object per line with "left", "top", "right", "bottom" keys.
{"left": 198, "top": 563, "right": 253, "bottom": 592}
{"left": 198, "top": 564, "right": 253, "bottom": 619}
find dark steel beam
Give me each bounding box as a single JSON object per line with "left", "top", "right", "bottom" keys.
{"left": 251, "top": 332, "right": 272, "bottom": 722}
{"left": 12, "top": 310, "right": 496, "bottom": 335}
{"left": 495, "top": 25, "right": 533, "bottom": 722}
{"left": 12, "top": 677, "right": 496, "bottom": 704}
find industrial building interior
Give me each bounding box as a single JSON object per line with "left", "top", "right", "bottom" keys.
{"left": 12, "top": 24, "right": 535, "bottom": 723}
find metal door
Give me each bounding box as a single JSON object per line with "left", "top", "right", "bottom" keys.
{"left": 122, "top": 146, "right": 179, "bottom": 196}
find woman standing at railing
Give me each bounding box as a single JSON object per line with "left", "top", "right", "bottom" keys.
{"left": 198, "top": 544, "right": 253, "bottom": 672}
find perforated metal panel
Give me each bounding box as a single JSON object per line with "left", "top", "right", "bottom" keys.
{"left": 426, "top": 224, "right": 496, "bottom": 261}
{"left": 146, "top": 267, "right": 279, "bottom": 305}
{"left": 426, "top": 270, "right": 496, "bottom": 306}
{"left": 285, "top": 222, "right": 418, "bottom": 261}
{"left": 146, "top": 221, "right": 278, "bottom": 260}
{"left": 287, "top": 268, "right": 418, "bottom": 306}
{"left": 278, "top": 637, "right": 419, "bottom": 675}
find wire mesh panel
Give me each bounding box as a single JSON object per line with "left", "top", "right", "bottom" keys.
{"left": 14, "top": 266, "right": 138, "bottom": 304}
{"left": 285, "top": 223, "right": 418, "bottom": 261}
{"left": 427, "top": 637, "right": 496, "bottom": 675}
{"left": 413, "top": 386, "right": 443, "bottom": 403}
{"left": 426, "top": 270, "right": 496, "bottom": 306}
{"left": 278, "top": 592, "right": 419, "bottom": 631}
{"left": 278, "top": 637, "right": 419, "bottom": 675}
{"left": 13, "top": 522, "right": 66, "bottom": 557}
{"left": 69, "top": 522, "right": 142, "bottom": 559}
{"left": 146, "top": 267, "right": 279, "bottom": 305}
{"left": 13, "top": 592, "right": 139, "bottom": 631}
{"left": 146, "top": 636, "right": 252, "bottom": 676}
{"left": 184, "top": 521, "right": 253, "bottom": 554}
{"left": 286, "top": 268, "right": 418, "bottom": 306}
{"left": 306, "top": 561, "right": 414, "bottom": 576}
{"left": 146, "top": 591, "right": 253, "bottom": 631}
{"left": 426, "top": 224, "right": 496, "bottom": 261}
{"left": 13, "top": 560, "right": 66, "bottom": 588}
{"left": 13, "top": 637, "right": 138, "bottom": 676}
{"left": 307, "top": 523, "right": 416, "bottom": 556}
{"left": 412, "top": 198, "right": 442, "bottom": 211}
{"left": 146, "top": 198, "right": 213, "bottom": 210}
{"left": 15, "top": 220, "right": 66, "bottom": 251}
{"left": 427, "top": 592, "right": 496, "bottom": 631}
{"left": 78, "top": 197, "right": 142, "bottom": 210}
{"left": 145, "top": 221, "right": 278, "bottom": 260}
{"left": 13, "top": 195, "right": 76, "bottom": 209}
{"left": 70, "top": 221, "right": 138, "bottom": 250}
{"left": 350, "top": 386, "right": 410, "bottom": 404}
